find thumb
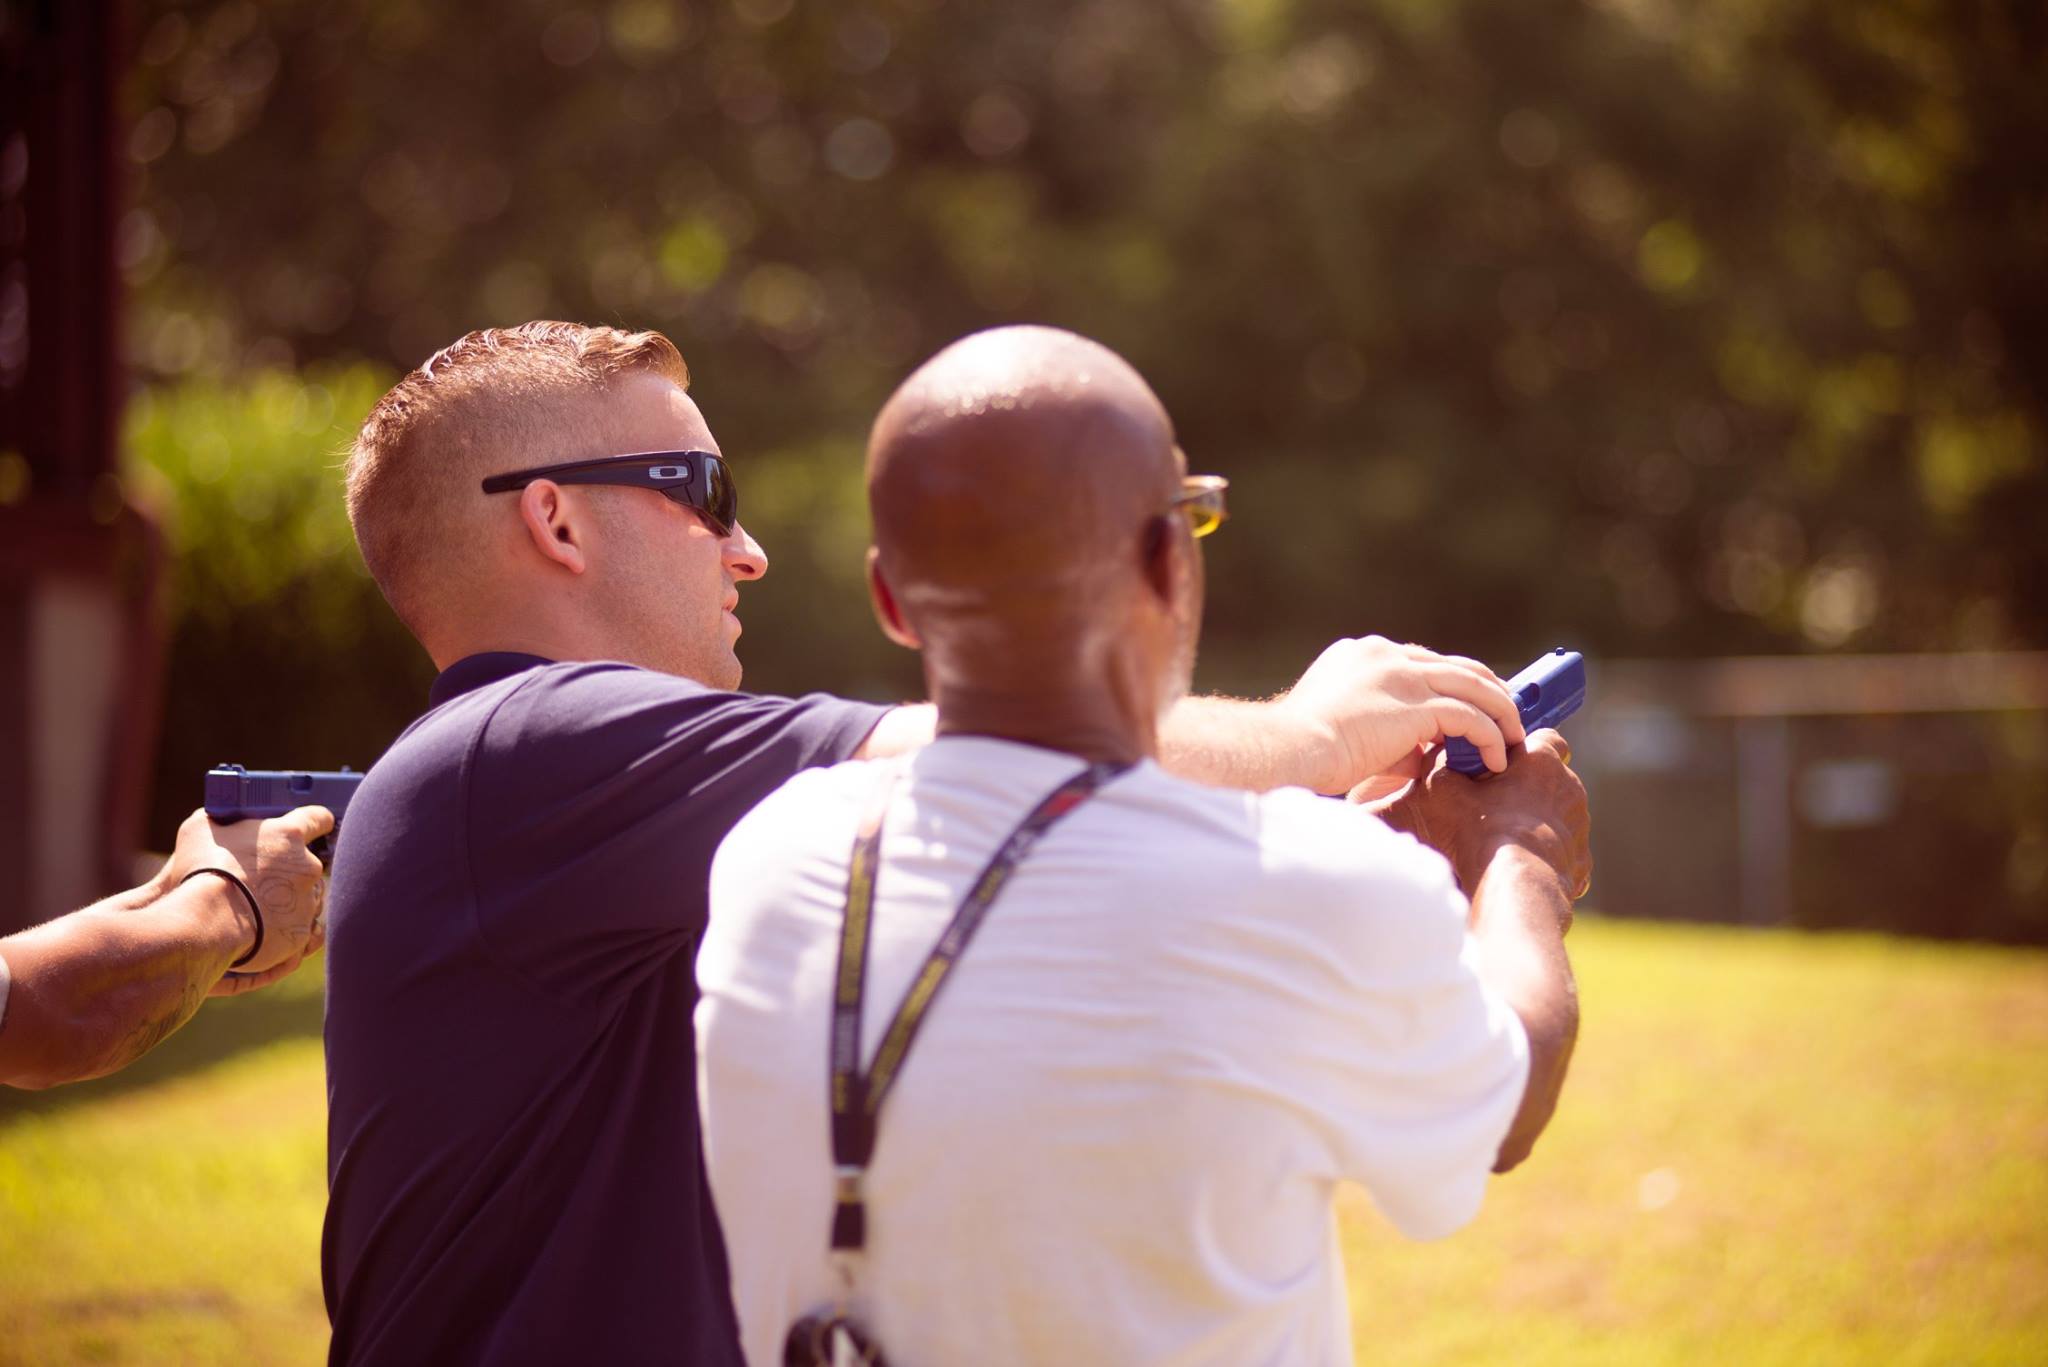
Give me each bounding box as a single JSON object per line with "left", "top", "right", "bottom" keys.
{"left": 276, "top": 805, "right": 337, "bottom": 841}
{"left": 1347, "top": 774, "right": 1410, "bottom": 805}
{"left": 1366, "top": 788, "right": 1427, "bottom": 838}
{"left": 1383, "top": 743, "right": 1432, "bottom": 782}
{"left": 208, "top": 958, "right": 300, "bottom": 996}
{"left": 1345, "top": 744, "right": 1430, "bottom": 804}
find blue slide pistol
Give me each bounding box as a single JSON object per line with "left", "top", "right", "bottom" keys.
{"left": 204, "top": 764, "right": 364, "bottom": 864}
{"left": 1443, "top": 648, "right": 1587, "bottom": 777}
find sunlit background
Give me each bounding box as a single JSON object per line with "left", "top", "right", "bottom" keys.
{"left": 2, "top": 0, "right": 2044, "bottom": 1362}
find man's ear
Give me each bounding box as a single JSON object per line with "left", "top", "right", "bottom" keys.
{"left": 866, "top": 547, "right": 921, "bottom": 649}
{"left": 1140, "top": 514, "right": 1183, "bottom": 607}
{"left": 518, "top": 481, "right": 589, "bottom": 575}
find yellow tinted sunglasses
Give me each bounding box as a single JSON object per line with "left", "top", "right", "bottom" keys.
{"left": 1171, "top": 475, "right": 1230, "bottom": 538}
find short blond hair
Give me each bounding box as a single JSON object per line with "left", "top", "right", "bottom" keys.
{"left": 346, "top": 321, "right": 689, "bottom": 635}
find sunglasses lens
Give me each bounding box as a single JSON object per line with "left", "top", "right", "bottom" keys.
{"left": 703, "top": 456, "right": 737, "bottom": 534}
{"left": 1180, "top": 489, "right": 1225, "bottom": 538}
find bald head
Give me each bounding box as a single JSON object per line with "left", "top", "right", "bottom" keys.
{"left": 869, "top": 326, "right": 1180, "bottom": 612}
{"left": 867, "top": 326, "right": 1200, "bottom": 719}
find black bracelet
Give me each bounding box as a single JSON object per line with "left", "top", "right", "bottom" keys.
{"left": 181, "top": 867, "right": 265, "bottom": 969}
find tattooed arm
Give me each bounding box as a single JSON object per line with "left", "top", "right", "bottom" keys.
{"left": 0, "top": 805, "right": 332, "bottom": 1090}
{"left": 0, "top": 878, "right": 253, "bottom": 1088}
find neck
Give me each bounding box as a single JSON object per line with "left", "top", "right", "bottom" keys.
{"left": 431, "top": 637, "right": 562, "bottom": 671}
{"left": 429, "top": 613, "right": 594, "bottom": 673}
{"left": 429, "top": 615, "right": 630, "bottom": 675}
{"left": 930, "top": 678, "right": 1158, "bottom": 768}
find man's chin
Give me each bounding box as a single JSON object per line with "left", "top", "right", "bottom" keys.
{"left": 706, "top": 649, "right": 744, "bottom": 692}
{"left": 650, "top": 647, "right": 743, "bottom": 692}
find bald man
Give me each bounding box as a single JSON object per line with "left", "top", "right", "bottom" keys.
{"left": 323, "top": 321, "right": 1528, "bottom": 1366}
{"left": 696, "top": 327, "right": 1591, "bottom": 1367}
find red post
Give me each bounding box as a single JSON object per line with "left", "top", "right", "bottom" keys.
{"left": 0, "top": 0, "right": 165, "bottom": 931}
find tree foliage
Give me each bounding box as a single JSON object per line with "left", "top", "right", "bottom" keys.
{"left": 118, "top": 0, "right": 2047, "bottom": 920}
{"left": 122, "top": 0, "right": 2047, "bottom": 679}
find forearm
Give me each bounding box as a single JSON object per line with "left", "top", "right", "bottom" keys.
{"left": 0, "top": 880, "right": 253, "bottom": 1090}
{"left": 861, "top": 695, "right": 1342, "bottom": 793}
{"left": 1158, "top": 695, "right": 1335, "bottom": 793}
{"left": 1468, "top": 844, "right": 1578, "bottom": 1173}
{"left": 101, "top": 870, "right": 173, "bottom": 913}
{"left": 853, "top": 702, "right": 938, "bottom": 760}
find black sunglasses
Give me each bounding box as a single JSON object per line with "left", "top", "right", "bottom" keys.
{"left": 479, "top": 450, "right": 738, "bottom": 538}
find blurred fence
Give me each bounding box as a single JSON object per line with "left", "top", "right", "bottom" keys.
{"left": 1574, "top": 653, "right": 2048, "bottom": 943}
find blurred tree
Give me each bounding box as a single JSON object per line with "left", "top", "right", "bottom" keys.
{"left": 119, "top": 0, "right": 2045, "bottom": 685}
{"left": 123, "top": 366, "right": 435, "bottom": 841}
{"left": 116, "top": 0, "right": 2047, "bottom": 931}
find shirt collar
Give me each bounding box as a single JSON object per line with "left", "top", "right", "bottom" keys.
{"left": 429, "top": 652, "right": 555, "bottom": 708}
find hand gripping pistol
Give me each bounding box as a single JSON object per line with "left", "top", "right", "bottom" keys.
{"left": 1442, "top": 648, "right": 1586, "bottom": 778}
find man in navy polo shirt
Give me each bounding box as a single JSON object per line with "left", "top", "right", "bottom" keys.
{"left": 324, "top": 320, "right": 1528, "bottom": 1364}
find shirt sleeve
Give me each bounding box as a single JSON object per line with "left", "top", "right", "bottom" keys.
{"left": 466, "top": 663, "right": 890, "bottom": 1002}
{"left": 1278, "top": 803, "right": 1531, "bottom": 1241}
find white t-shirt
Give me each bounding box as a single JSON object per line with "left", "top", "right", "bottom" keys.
{"left": 697, "top": 736, "right": 1529, "bottom": 1367}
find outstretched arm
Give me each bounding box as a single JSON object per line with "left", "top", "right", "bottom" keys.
{"left": 858, "top": 636, "right": 1526, "bottom": 796}
{"left": 0, "top": 806, "right": 331, "bottom": 1090}
{"left": 1160, "top": 637, "right": 1527, "bottom": 794}
{"left": 0, "top": 877, "right": 256, "bottom": 1089}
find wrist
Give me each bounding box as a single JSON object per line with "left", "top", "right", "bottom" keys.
{"left": 1479, "top": 836, "right": 1557, "bottom": 873}
{"left": 112, "top": 877, "right": 169, "bottom": 912}
{"left": 1473, "top": 837, "right": 1573, "bottom": 901}
{"left": 176, "top": 869, "right": 261, "bottom": 964}
{"left": 135, "top": 855, "right": 185, "bottom": 907}
{"left": 1273, "top": 696, "right": 1347, "bottom": 794}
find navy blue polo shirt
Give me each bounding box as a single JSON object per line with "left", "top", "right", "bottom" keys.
{"left": 322, "top": 653, "right": 888, "bottom": 1366}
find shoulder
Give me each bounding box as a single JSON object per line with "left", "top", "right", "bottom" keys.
{"left": 430, "top": 663, "right": 884, "bottom": 868}
{"left": 483, "top": 662, "right": 883, "bottom": 764}
{"left": 1248, "top": 783, "right": 1451, "bottom": 874}
{"left": 485, "top": 660, "right": 713, "bottom": 733}
{"left": 363, "top": 662, "right": 689, "bottom": 783}
{"left": 706, "top": 758, "right": 877, "bottom": 940}
{"left": 1241, "top": 785, "right": 1470, "bottom": 963}
{"left": 720, "top": 757, "right": 873, "bottom": 851}
{"left": 1118, "top": 773, "right": 1446, "bottom": 890}
{"left": 1100, "top": 762, "right": 1263, "bottom": 837}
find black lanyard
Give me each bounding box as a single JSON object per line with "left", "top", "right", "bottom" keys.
{"left": 826, "top": 757, "right": 1133, "bottom": 1253}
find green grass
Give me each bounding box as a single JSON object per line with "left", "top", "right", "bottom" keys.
{"left": 1342, "top": 918, "right": 2048, "bottom": 1365}
{"left": 3, "top": 919, "right": 2045, "bottom": 1365}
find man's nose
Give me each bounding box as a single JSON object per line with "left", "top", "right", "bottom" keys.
{"left": 723, "top": 523, "right": 768, "bottom": 581}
